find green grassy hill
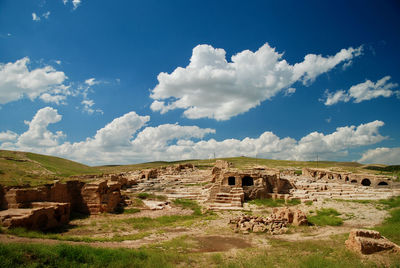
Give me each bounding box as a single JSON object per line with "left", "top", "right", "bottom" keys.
{"left": 1, "top": 150, "right": 396, "bottom": 187}
{"left": 0, "top": 150, "right": 100, "bottom": 186}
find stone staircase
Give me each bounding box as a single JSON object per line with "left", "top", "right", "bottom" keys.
{"left": 126, "top": 170, "right": 211, "bottom": 203}
{"left": 290, "top": 179, "right": 400, "bottom": 202}
{"left": 208, "top": 187, "right": 245, "bottom": 210}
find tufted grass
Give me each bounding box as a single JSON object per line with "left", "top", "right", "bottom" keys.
{"left": 308, "top": 208, "right": 343, "bottom": 226}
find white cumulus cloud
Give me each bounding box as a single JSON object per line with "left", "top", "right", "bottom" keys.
{"left": 32, "top": 13, "right": 40, "bottom": 21}
{"left": 359, "top": 147, "right": 400, "bottom": 165}
{"left": 0, "top": 108, "right": 387, "bottom": 166}
{"left": 0, "top": 57, "right": 67, "bottom": 104}
{"left": 324, "top": 76, "right": 399, "bottom": 105}
{"left": 150, "top": 43, "right": 362, "bottom": 120}
{"left": 17, "top": 107, "right": 65, "bottom": 148}
{"left": 0, "top": 131, "right": 18, "bottom": 142}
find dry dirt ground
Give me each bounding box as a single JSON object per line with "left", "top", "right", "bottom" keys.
{"left": 0, "top": 199, "right": 390, "bottom": 253}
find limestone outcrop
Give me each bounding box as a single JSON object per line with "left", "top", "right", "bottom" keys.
{"left": 0, "top": 202, "right": 70, "bottom": 230}
{"left": 345, "top": 229, "right": 400, "bottom": 254}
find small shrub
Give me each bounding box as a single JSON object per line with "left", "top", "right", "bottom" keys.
{"left": 132, "top": 198, "right": 145, "bottom": 207}
{"left": 294, "top": 170, "right": 302, "bottom": 175}
{"left": 305, "top": 200, "right": 313, "bottom": 206}
{"left": 308, "top": 208, "right": 343, "bottom": 226}
{"left": 137, "top": 193, "right": 150, "bottom": 199}
{"left": 287, "top": 199, "right": 301, "bottom": 206}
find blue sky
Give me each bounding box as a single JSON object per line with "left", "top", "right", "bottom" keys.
{"left": 0, "top": 0, "right": 399, "bottom": 165}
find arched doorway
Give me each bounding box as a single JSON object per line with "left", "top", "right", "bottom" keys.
{"left": 377, "top": 181, "right": 389, "bottom": 186}
{"left": 242, "top": 176, "right": 254, "bottom": 186}
{"left": 361, "top": 179, "right": 371, "bottom": 186}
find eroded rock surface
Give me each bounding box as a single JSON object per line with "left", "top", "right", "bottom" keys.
{"left": 0, "top": 202, "right": 70, "bottom": 230}
{"left": 345, "top": 229, "right": 400, "bottom": 254}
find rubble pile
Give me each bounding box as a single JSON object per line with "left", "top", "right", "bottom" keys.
{"left": 229, "top": 207, "right": 308, "bottom": 235}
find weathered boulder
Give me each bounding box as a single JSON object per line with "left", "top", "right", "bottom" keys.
{"left": 345, "top": 229, "right": 400, "bottom": 255}
{"left": 0, "top": 202, "right": 70, "bottom": 230}
{"left": 272, "top": 207, "right": 308, "bottom": 226}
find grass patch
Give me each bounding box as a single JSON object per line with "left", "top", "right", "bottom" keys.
{"left": 294, "top": 170, "right": 302, "bottom": 175}
{"left": 308, "top": 208, "right": 343, "bottom": 226}
{"left": 131, "top": 198, "right": 145, "bottom": 207}
{"left": 213, "top": 235, "right": 388, "bottom": 267}
{"left": 4, "top": 227, "right": 150, "bottom": 243}
{"left": 287, "top": 198, "right": 301, "bottom": 206}
{"left": 305, "top": 200, "right": 313, "bottom": 206}
{"left": 378, "top": 196, "right": 400, "bottom": 209}
{"left": 173, "top": 198, "right": 202, "bottom": 215}
{"left": 375, "top": 196, "right": 400, "bottom": 244}
{"left": 123, "top": 208, "right": 141, "bottom": 214}
{"left": 137, "top": 192, "right": 167, "bottom": 201}
{"left": 0, "top": 242, "right": 186, "bottom": 268}
{"left": 248, "top": 198, "right": 301, "bottom": 207}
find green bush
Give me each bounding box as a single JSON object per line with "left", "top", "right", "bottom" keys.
{"left": 137, "top": 193, "right": 150, "bottom": 199}
{"left": 308, "top": 208, "right": 343, "bottom": 226}
{"left": 305, "top": 200, "right": 313, "bottom": 206}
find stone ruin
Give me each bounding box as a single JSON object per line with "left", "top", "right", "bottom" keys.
{"left": 0, "top": 202, "right": 70, "bottom": 230}
{"left": 208, "top": 160, "right": 294, "bottom": 209}
{"left": 229, "top": 207, "right": 308, "bottom": 235}
{"left": 0, "top": 178, "right": 126, "bottom": 230}
{"left": 302, "top": 168, "right": 393, "bottom": 187}
{"left": 345, "top": 229, "right": 400, "bottom": 255}
{"left": 287, "top": 168, "right": 400, "bottom": 202}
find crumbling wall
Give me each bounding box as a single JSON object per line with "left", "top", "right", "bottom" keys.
{"left": 0, "top": 185, "right": 5, "bottom": 210}
{"left": 139, "top": 169, "right": 158, "bottom": 180}
{"left": 302, "top": 168, "right": 393, "bottom": 187}
{"left": 80, "top": 180, "right": 122, "bottom": 214}
{"left": 0, "top": 202, "right": 70, "bottom": 230}
{"left": 209, "top": 164, "right": 294, "bottom": 206}
{"left": 0, "top": 179, "right": 122, "bottom": 215}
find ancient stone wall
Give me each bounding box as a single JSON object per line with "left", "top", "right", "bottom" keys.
{"left": 0, "top": 185, "right": 4, "bottom": 210}
{"left": 208, "top": 164, "right": 294, "bottom": 207}
{"left": 0, "top": 202, "right": 70, "bottom": 230}
{"left": 0, "top": 179, "right": 122, "bottom": 215}
{"left": 302, "top": 168, "right": 393, "bottom": 188}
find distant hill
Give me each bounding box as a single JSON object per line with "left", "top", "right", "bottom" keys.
{"left": 0, "top": 150, "right": 100, "bottom": 186}
{"left": 1, "top": 150, "right": 395, "bottom": 187}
